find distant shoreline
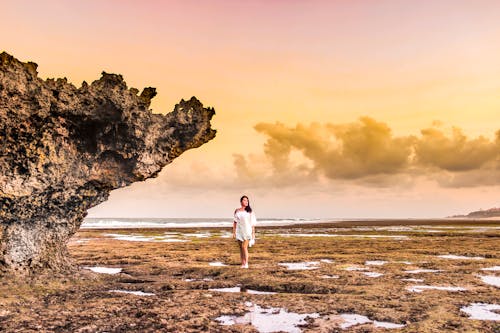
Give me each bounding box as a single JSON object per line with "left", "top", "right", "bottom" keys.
{"left": 81, "top": 218, "right": 500, "bottom": 231}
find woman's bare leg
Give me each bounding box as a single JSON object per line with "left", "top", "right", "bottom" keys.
{"left": 238, "top": 240, "right": 245, "bottom": 266}
{"left": 242, "top": 239, "right": 249, "bottom": 266}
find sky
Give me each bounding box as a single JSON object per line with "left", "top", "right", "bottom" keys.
{"left": 2, "top": 0, "right": 499, "bottom": 218}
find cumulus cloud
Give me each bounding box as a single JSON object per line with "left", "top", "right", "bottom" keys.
{"left": 233, "top": 117, "right": 499, "bottom": 188}
{"left": 415, "top": 127, "right": 499, "bottom": 171}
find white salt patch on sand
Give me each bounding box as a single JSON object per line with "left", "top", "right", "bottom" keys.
{"left": 72, "top": 238, "right": 95, "bottom": 244}
{"left": 429, "top": 226, "right": 500, "bottom": 230}
{"left": 209, "top": 261, "right": 228, "bottom": 267}
{"left": 321, "top": 275, "right": 340, "bottom": 279}
{"left": 375, "top": 226, "right": 414, "bottom": 232}
{"left": 215, "top": 303, "right": 319, "bottom": 332}
{"left": 247, "top": 289, "right": 278, "bottom": 295}
{"left": 402, "top": 278, "right": 424, "bottom": 282}
{"left": 108, "top": 289, "right": 155, "bottom": 296}
{"left": 437, "top": 254, "right": 484, "bottom": 260}
{"left": 461, "top": 303, "right": 500, "bottom": 321}
{"left": 481, "top": 266, "right": 500, "bottom": 271}
{"left": 334, "top": 314, "right": 405, "bottom": 329}
{"left": 209, "top": 286, "right": 241, "bottom": 293}
{"left": 363, "top": 271, "right": 384, "bottom": 278}
{"left": 404, "top": 269, "right": 442, "bottom": 274}
{"left": 103, "top": 233, "right": 188, "bottom": 242}
{"left": 477, "top": 275, "right": 500, "bottom": 288}
{"left": 396, "top": 261, "right": 413, "bottom": 265}
{"left": 83, "top": 266, "right": 122, "bottom": 274}
{"left": 182, "top": 233, "right": 211, "bottom": 238}
{"left": 186, "top": 277, "right": 215, "bottom": 282}
{"left": 347, "top": 226, "right": 417, "bottom": 232}
{"left": 320, "top": 259, "right": 335, "bottom": 263}
{"left": 373, "top": 321, "right": 406, "bottom": 328}
{"left": 365, "top": 260, "right": 388, "bottom": 266}
{"left": 406, "top": 285, "right": 467, "bottom": 293}
{"left": 338, "top": 314, "right": 371, "bottom": 329}
{"left": 279, "top": 261, "right": 320, "bottom": 270}
{"left": 277, "top": 234, "right": 408, "bottom": 239}
{"left": 343, "top": 265, "right": 368, "bottom": 271}
{"left": 209, "top": 286, "right": 277, "bottom": 294}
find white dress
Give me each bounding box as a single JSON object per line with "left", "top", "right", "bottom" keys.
{"left": 233, "top": 209, "right": 257, "bottom": 241}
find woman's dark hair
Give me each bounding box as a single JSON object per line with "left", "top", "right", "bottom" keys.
{"left": 240, "top": 195, "right": 252, "bottom": 213}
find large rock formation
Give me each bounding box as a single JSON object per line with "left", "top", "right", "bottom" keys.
{"left": 0, "top": 52, "right": 216, "bottom": 275}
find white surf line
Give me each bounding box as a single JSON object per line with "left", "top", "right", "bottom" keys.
{"left": 108, "top": 289, "right": 155, "bottom": 296}
{"left": 83, "top": 266, "right": 122, "bottom": 274}
{"left": 436, "top": 254, "right": 484, "bottom": 260}
{"left": 460, "top": 303, "right": 500, "bottom": 321}
{"left": 406, "top": 285, "right": 467, "bottom": 293}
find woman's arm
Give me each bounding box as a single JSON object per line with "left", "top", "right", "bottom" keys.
{"left": 251, "top": 212, "right": 256, "bottom": 238}
{"left": 232, "top": 209, "right": 237, "bottom": 238}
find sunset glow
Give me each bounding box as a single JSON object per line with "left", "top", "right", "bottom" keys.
{"left": 3, "top": 0, "right": 499, "bottom": 218}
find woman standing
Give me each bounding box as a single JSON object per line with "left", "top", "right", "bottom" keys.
{"left": 232, "top": 195, "right": 257, "bottom": 268}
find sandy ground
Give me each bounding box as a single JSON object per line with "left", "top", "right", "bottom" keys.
{"left": 0, "top": 220, "right": 499, "bottom": 332}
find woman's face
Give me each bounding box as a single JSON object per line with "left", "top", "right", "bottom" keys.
{"left": 241, "top": 197, "right": 249, "bottom": 207}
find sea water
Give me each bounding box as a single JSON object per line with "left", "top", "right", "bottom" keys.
{"left": 81, "top": 217, "right": 335, "bottom": 229}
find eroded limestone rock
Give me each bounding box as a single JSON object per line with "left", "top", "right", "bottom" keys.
{"left": 0, "top": 52, "right": 216, "bottom": 275}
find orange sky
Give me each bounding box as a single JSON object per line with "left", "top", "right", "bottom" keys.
{"left": 2, "top": 0, "right": 499, "bottom": 218}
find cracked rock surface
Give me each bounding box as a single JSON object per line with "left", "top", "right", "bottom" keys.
{"left": 0, "top": 52, "right": 216, "bottom": 275}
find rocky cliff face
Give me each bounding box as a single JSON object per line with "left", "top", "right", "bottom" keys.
{"left": 0, "top": 52, "right": 216, "bottom": 275}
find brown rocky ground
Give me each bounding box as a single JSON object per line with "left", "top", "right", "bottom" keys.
{"left": 0, "top": 220, "right": 499, "bottom": 332}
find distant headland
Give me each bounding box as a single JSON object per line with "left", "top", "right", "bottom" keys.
{"left": 448, "top": 207, "right": 500, "bottom": 218}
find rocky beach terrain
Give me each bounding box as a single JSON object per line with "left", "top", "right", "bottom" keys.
{"left": 0, "top": 219, "right": 498, "bottom": 332}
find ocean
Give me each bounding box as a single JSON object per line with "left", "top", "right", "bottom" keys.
{"left": 80, "top": 217, "right": 340, "bottom": 229}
